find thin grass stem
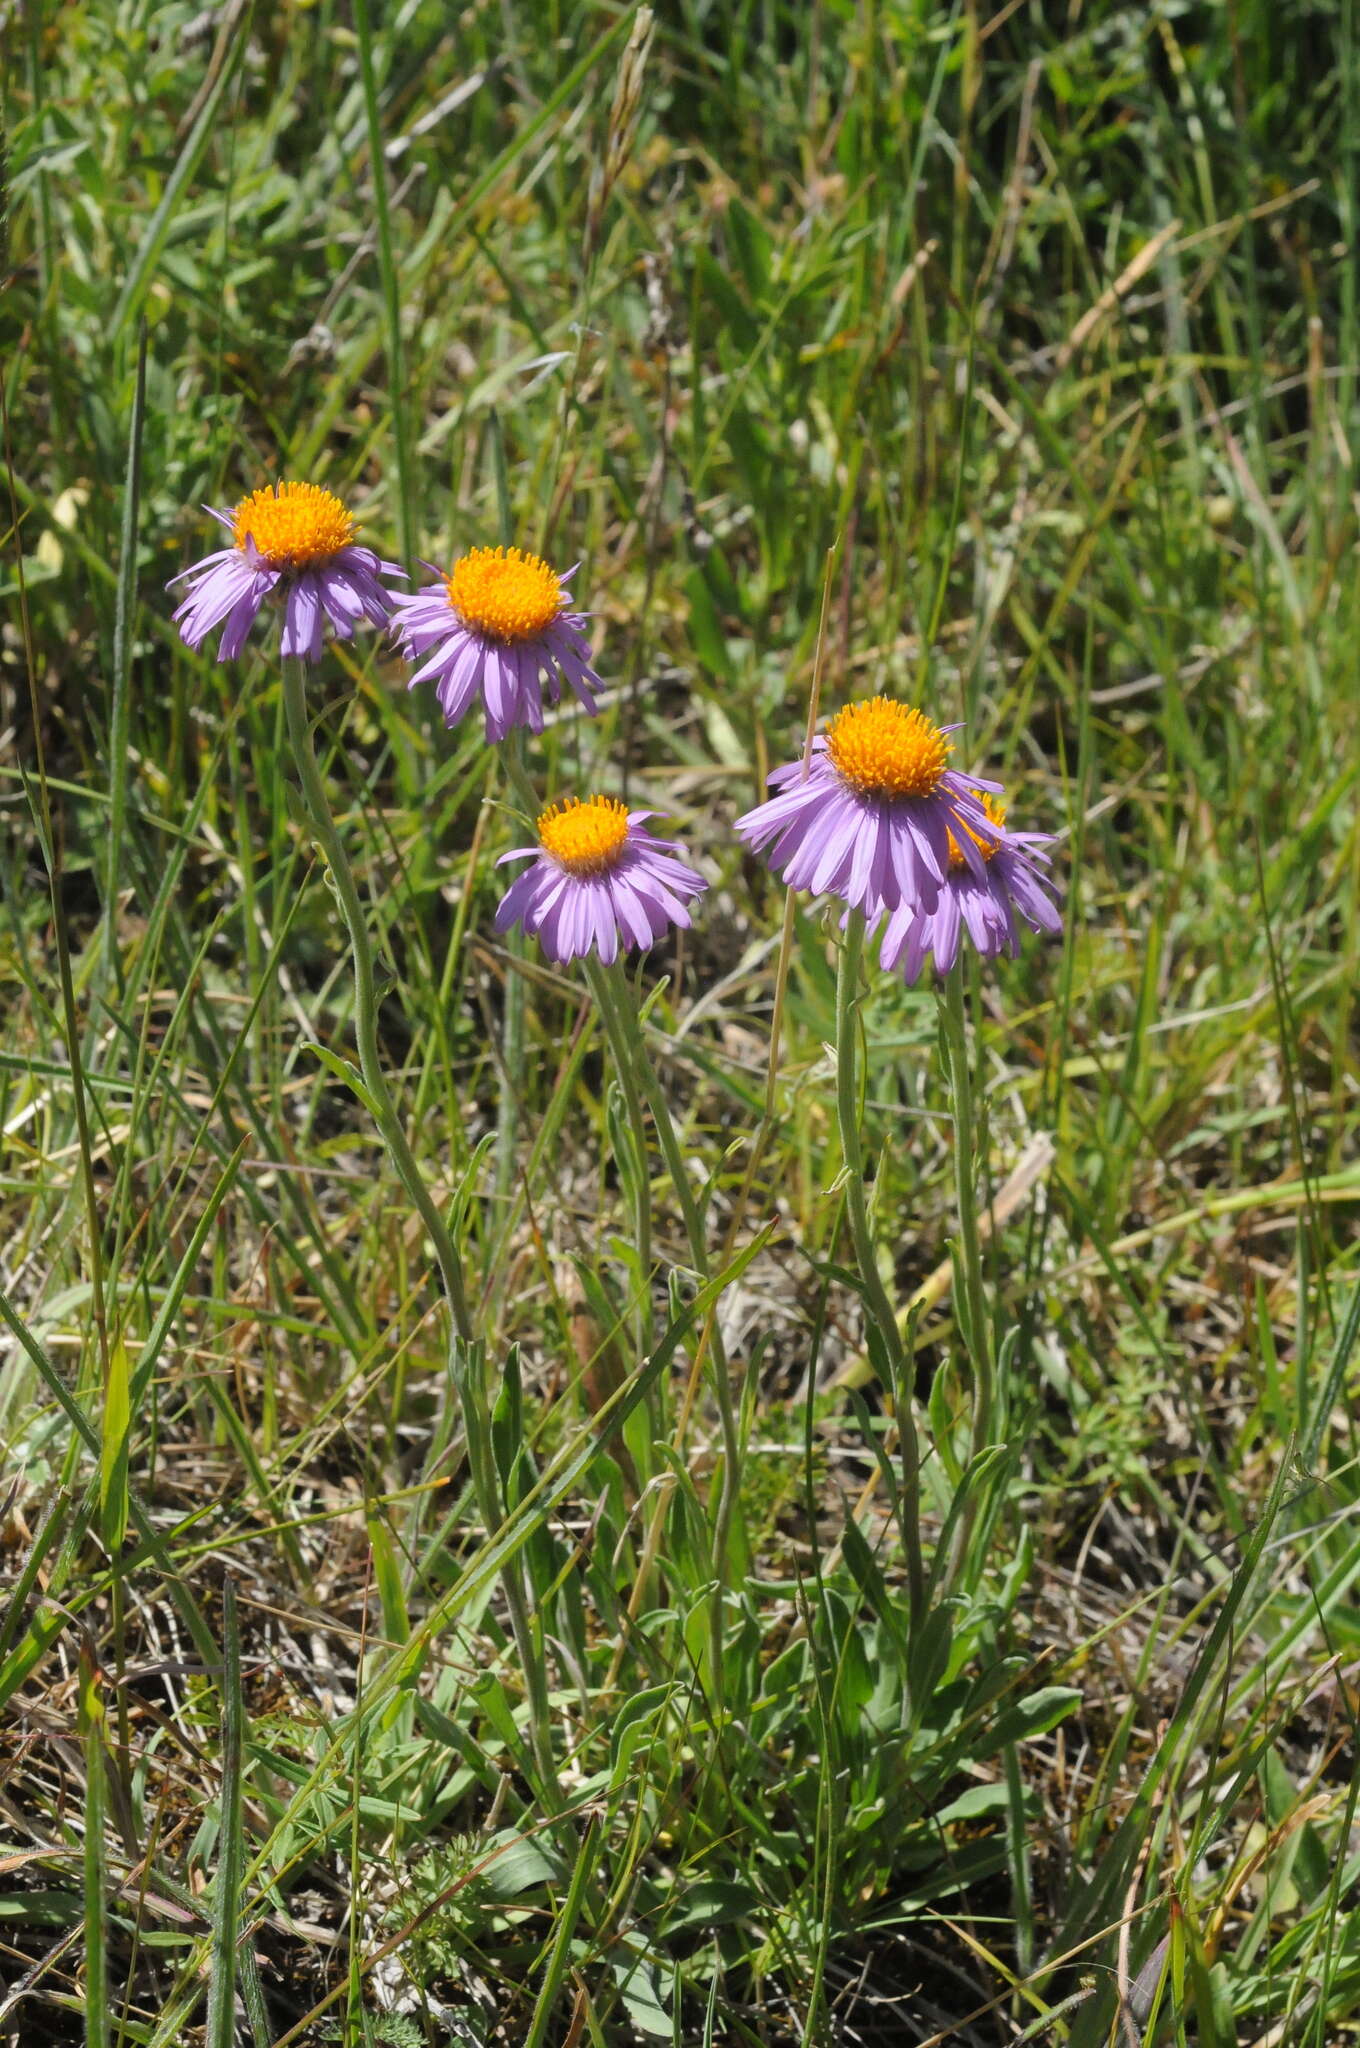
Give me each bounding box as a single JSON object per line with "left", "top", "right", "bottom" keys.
{"left": 350, "top": 0, "right": 417, "bottom": 571}
{"left": 204, "top": 1579, "right": 245, "bottom": 2048}
{"left": 589, "top": 956, "right": 742, "bottom": 1727}
{"left": 79, "top": 1644, "right": 109, "bottom": 2048}
{"left": 99, "top": 321, "right": 146, "bottom": 1005}
{"left": 455, "top": 1333, "right": 567, "bottom": 1809}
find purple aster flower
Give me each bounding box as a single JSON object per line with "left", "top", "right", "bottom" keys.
{"left": 168, "top": 481, "right": 402, "bottom": 662}
{"left": 495, "top": 796, "right": 708, "bottom": 965}
{"left": 735, "top": 697, "right": 1004, "bottom": 920}
{"left": 874, "top": 797, "right": 1063, "bottom": 981}
{"left": 392, "top": 544, "right": 602, "bottom": 741}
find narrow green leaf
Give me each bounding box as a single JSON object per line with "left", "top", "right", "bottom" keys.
{"left": 98, "top": 1335, "right": 131, "bottom": 1552}
{"left": 99, "top": 318, "right": 146, "bottom": 999}
{"left": 988, "top": 1686, "right": 1083, "bottom": 1749}
{"left": 482, "top": 1826, "right": 559, "bottom": 1898}
{"left": 366, "top": 1509, "right": 411, "bottom": 1647}
{"left": 298, "top": 1040, "right": 382, "bottom": 1121}
{"left": 523, "top": 1814, "right": 600, "bottom": 2048}
{"left": 110, "top": 30, "right": 245, "bottom": 335}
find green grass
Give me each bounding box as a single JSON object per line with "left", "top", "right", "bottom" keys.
{"left": 4, "top": 1, "right": 1360, "bottom": 2042}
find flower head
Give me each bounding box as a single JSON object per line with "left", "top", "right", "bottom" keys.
{"left": 393, "top": 545, "right": 602, "bottom": 741}
{"left": 169, "top": 482, "right": 402, "bottom": 662}
{"left": 874, "top": 796, "right": 1063, "bottom": 982}
{"left": 736, "top": 697, "right": 1003, "bottom": 920}
{"left": 495, "top": 796, "right": 707, "bottom": 965}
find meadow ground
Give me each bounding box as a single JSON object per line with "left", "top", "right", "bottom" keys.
{"left": 4, "top": 2, "right": 1360, "bottom": 2043}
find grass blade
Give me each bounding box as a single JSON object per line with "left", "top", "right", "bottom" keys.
{"left": 79, "top": 1641, "right": 109, "bottom": 2048}
{"left": 204, "top": 1579, "right": 246, "bottom": 2048}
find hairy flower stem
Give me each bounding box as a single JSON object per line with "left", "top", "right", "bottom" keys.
{"left": 835, "top": 912, "right": 926, "bottom": 1636}
{"left": 939, "top": 960, "right": 996, "bottom": 1575}
{"left": 584, "top": 960, "right": 656, "bottom": 1359}
{"left": 280, "top": 659, "right": 472, "bottom": 1340}
{"left": 281, "top": 659, "right": 563, "bottom": 1812}
{"left": 494, "top": 732, "right": 529, "bottom": 1209}
{"left": 499, "top": 762, "right": 656, "bottom": 1424}
{"left": 940, "top": 961, "right": 994, "bottom": 1437}
{"left": 588, "top": 957, "right": 742, "bottom": 1728}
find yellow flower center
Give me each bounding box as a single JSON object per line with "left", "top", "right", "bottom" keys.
{"left": 446, "top": 546, "right": 564, "bottom": 642}
{"left": 232, "top": 482, "right": 357, "bottom": 569}
{"left": 947, "top": 791, "right": 1006, "bottom": 869}
{"left": 536, "top": 795, "right": 630, "bottom": 876}
{"left": 825, "top": 697, "right": 951, "bottom": 799}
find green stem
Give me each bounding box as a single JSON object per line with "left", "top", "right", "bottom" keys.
{"left": 280, "top": 658, "right": 472, "bottom": 1342}
{"left": 494, "top": 734, "right": 530, "bottom": 1211}
{"left": 835, "top": 912, "right": 925, "bottom": 1633}
{"left": 500, "top": 746, "right": 540, "bottom": 821}
{"left": 503, "top": 757, "right": 657, "bottom": 1361}
{"left": 940, "top": 959, "right": 994, "bottom": 1453}
{"left": 282, "top": 660, "right": 566, "bottom": 1808}
{"left": 585, "top": 958, "right": 655, "bottom": 1362}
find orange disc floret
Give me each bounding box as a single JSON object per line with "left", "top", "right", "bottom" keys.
{"left": 232, "top": 482, "right": 357, "bottom": 569}
{"left": 537, "top": 795, "right": 631, "bottom": 876}
{"left": 947, "top": 791, "right": 1006, "bottom": 869}
{"left": 447, "top": 546, "right": 564, "bottom": 642}
{"left": 825, "top": 697, "right": 951, "bottom": 800}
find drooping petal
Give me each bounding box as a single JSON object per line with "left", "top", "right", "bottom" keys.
{"left": 395, "top": 553, "right": 605, "bottom": 740}
{"left": 170, "top": 494, "right": 397, "bottom": 661}
{"left": 494, "top": 867, "right": 544, "bottom": 933}
{"left": 281, "top": 579, "right": 322, "bottom": 662}
{"left": 739, "top": 702, "right": 1063, "bottom": 977}
{"left": 216, "top": 583, "right": 270, "bottom": 662}
{"left": 611, "top": 877, "right": 659, "bottom": 950}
